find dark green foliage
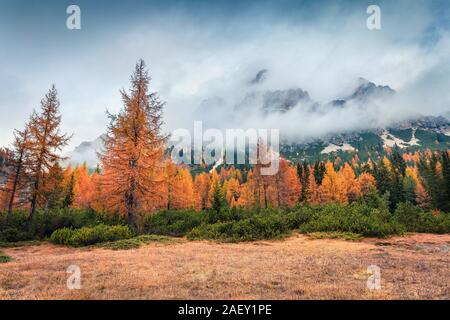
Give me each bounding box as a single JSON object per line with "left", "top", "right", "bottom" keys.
{"left": 188, "top": 214, "right": 291, "bottom": 242}
{"left": 402, "top": 176, "right": 417, "bottom": 204}
{"left": 389, "top": 129, "right": 412, "bottom": 142}
{"left": 0, "top": 227, "right": 32, "bottom": 242}
{"left": 211, "top": 180, "right": 227, "bottom": 215}
{"left": 393, "top": 202, "right": 450, "bottom": 234}
{"left": 298, "top": 203, "right": 404, "bottom": 238}
{"left": 418, "top": 152, "right": 450, "bottom": 212}
{"left": 0, "top": 251, "right": 12, "bottom": 263}
{"left": 50, "top": 224, "right": 133, "bottom": 247}
{"left": 371, "top": 148, "right": 414, "bottom": 211}
{"left": 143, "top": 210, "right": 205, "bottom": 236}
{"left": 313, "top": 161, "right": 326, "bottom": 185}
{"left": 357, "top": 189, "right": 390, "bottom": 211}
{"left": 415, "top": 130, "right": 450, "bottom": 150}
{"left": 297, "top": 162, "right": 310, "bottom": 202}
{"left": 0, "top": 209, "right": 114, "bottom": 242}
{"left": 62, "top": 173, "right": 75, "bottom": 208}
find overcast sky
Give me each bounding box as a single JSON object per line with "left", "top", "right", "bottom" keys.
{"left": 0, "top": 0, "right": 449, "bottom": 149}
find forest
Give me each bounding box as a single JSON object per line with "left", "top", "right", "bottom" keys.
{"left": 0, "top": 60, "right": 449, "bottom": 247}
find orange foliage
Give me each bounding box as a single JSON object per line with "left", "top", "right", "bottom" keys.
{"left": 319, "top": 162, "right": 347, "bottom": 204}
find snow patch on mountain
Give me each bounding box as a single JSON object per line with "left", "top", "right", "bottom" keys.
{"left": 381, "top": 129, "right": 420, "bottom": 148}
{"left": 321, "top": 143, "right": 356, "bottom": 154}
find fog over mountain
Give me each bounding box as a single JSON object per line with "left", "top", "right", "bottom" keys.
{"left": 1, "top": 0, "right": 449, "bottom": 152}
{"left": 67, "top": 73, "right": 450, "bottom": 167}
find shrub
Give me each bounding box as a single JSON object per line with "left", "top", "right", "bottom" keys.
{"left": 50, "top": 224, "right": 133, "bottom": 247}
{"left": 0, "top": 228, "right": 33, "bottom": 242}
{"left": 188, "top": 214, "right": 291, "bottom": 242}
{"left": 298, "top": 203, "right": 404, "bottom": 238}
{"left": 50, "top": 228, "right": 75, "bottom": 246}
{"left": 0, "top": 209, "right": 113, "bottom": 242}
{"left": 0, "top": 251, "right": 11, "bottom": 263}
{"left": 143, "top": 210, "right": 205, "bottom": 236}
{"left": 394, "top": 202, "right": 450, "bottom": 234}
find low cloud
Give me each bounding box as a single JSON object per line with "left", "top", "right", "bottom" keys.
{"left": 0, "top": 0, "right": 449, "bottom": 148}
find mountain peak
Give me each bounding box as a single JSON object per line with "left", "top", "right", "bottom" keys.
{"left": 250, "top": 69, "right": 268, "bottom": 84}
{"left": 350, "top": 78, "right": 395, "bottom": 100}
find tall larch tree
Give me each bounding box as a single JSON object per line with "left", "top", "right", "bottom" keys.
{"left": 194, "top": 173, "right": 211, "bottom": 211}
{"left": 73, "top": 164, "right": 95, "bottom": 209}
{"left": 5, "top": 127, "right": 31, "bottom": 222}
{"left": 100, "top": 60, "right": 166, "bottom": 228}
{"left": 276, "top": 159, "right": 300, "bottom": 208}
{"left": 319, "top": 162, "right": 347, "bottom": 204}
{"left": 27, "top": 85, "right": 71, "bottom": 222}
{"left": 340, "top": 163, "right": 360, "bottom": 203}
{"left": 307, "top": 169, "right": 321, "bottom": 204}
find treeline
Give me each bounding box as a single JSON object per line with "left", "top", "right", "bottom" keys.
{"left": 0, "top": 60, "right": 449, "bottom": 232}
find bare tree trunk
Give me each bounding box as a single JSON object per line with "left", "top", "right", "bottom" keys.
{"left": 7, "top": 152, "right": 23, "bottom": 223}
{"left": 263, "top": 183, "right": 268, "bottom": 209}
{"left": 127, "top": 177, "right": 136, "bottom": 229}
{"left": 28, "top": 179, "right": 39, "bottom": 229}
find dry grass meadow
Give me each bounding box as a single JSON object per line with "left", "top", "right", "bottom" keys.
{"left": 0, "top": 233, "right": 449, "bottom": 300}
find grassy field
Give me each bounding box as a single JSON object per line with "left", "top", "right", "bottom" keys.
{"left": 0, "top": 233, "right": 449, "bottom": 300}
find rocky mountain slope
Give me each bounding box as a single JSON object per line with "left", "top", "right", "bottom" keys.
{"left": 66, "top": 72, "right": 450, "bottom": 167}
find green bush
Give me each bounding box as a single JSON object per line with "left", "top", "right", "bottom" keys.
{"left": 0, "top": 251, "right": 11, "bottom": 263}
{"left": 50, "top": 224, "right": 133, "bottom": 247}
{"left": 50, "top": 228, "right": 75, "bottom": 246}
{"left": 0, "top": 209, "right": 115, "bottom": 242}
{"left": 298, "top": 203, "right": 404, "bottom": 237}
{"left": 394, "top": 202, "right": 450, "bottom": 234}
{"left": 143, "top": 210, "right": 205, "bottom": 236}
{"left": 188, "top": 214, "right": 291, "bottom": 242}
{"left": 0, "top": 228, "right": 33, "bottom": 242}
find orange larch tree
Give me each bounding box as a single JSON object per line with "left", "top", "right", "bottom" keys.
{"left": 340, "top": 163, "right": 360, "bottom": 203}
{"left": 319, "top": 162, "right": 347, "bottom": 204}
{"left": 357, "top": 172, "right": 377, "bottom": 195}
{"left": 307, "top": 169, "right": 321, "bottom": 204}
{"left": 225, "top": 177, "right": 240, "bottom": 206}
{"left": 27, "top": 85, "right": 71, "bottom": 222}
{"left": 73, "top": 164, "right": 95, "bottom": 209}
{"left": 275, "top": 159, "right": 300, "bottom": 208}
{"left": 193, "top": 172, "right": 211, "bottom": 211}
{"left": 100, "top": 60, "right": 166, "bottom": 228}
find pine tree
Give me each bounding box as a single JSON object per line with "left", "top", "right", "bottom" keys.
{"left": 440, "top": 151, "right": 450, "bottom": 211}
{"left": 313, "top": 161, "right": 326, "bottom": 185}
{"left": 210, "top": 178, "right": 226, "bottom": 214}
{"left": 417, "top": 153, "right": 447, "bottom": 211}
{"left": 63, "top": 172, "right": 75, "bottom": 208}
{"left": 297, "top": 162, "right": 310, "bottom": 202}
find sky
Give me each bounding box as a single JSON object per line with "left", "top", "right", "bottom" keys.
{"left": 0, "top": 0, "right": 449, "bottom": 149}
